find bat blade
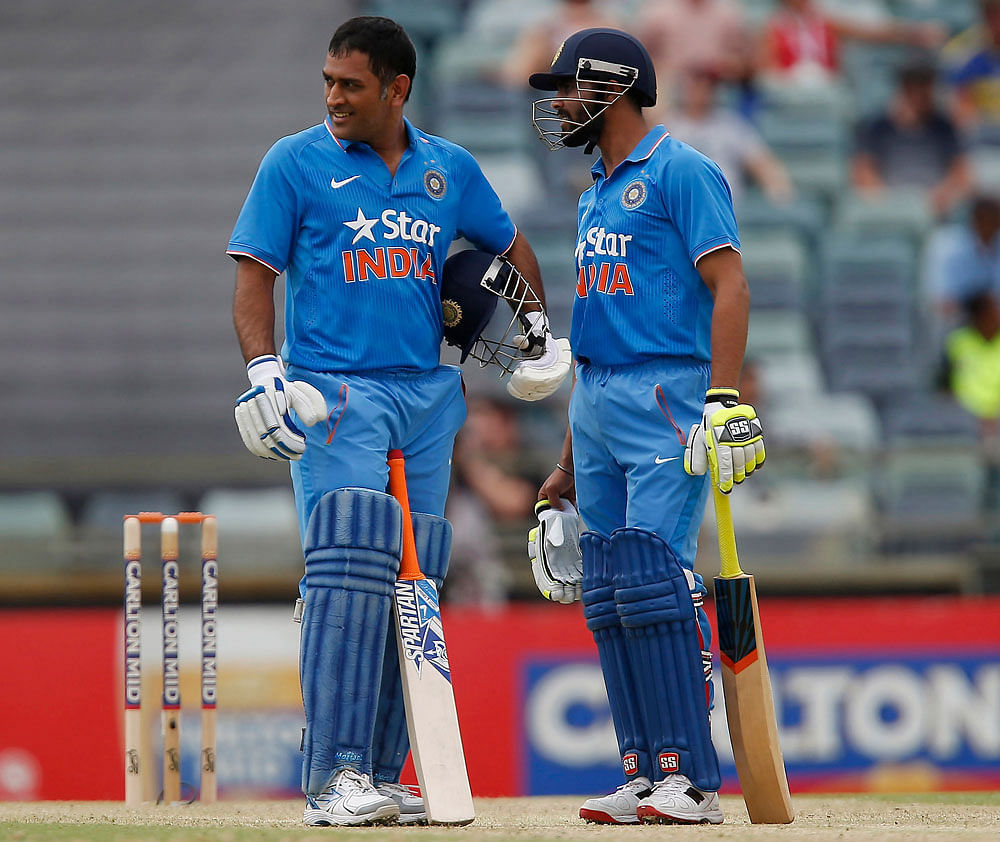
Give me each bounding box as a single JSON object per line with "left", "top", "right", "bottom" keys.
{"left": 393, "top": 577, "right": 475, "bottom": 825}
{"left": 387, "top": 450, "right": 474, "bottom": 826}
{"left": 715, "top": 572, "right": 794, "bottom": 824}
{"left": 712, "top": 486, "right": 793, "bottom": 824}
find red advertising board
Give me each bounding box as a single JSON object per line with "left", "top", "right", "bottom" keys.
{"left": 1, "top": 597, "right": 998, "bottom": 800}
{"left": 0, "top": 609, "right": 120, "bottom": 799}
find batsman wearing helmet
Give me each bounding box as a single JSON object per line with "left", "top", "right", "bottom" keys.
{"left": 227, "top": 16, "right": 569, "bottom": 827}
{"left": 526, "top": 28, "right": 765, "bottom": 824}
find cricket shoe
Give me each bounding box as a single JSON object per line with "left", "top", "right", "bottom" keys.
{"left": 579, "top": 776, "right": 652, "bottom": 824}
{"left": 376, "top": 782, "right": 426, "bottom": 825}
{"left": 303, "top": 768, "right": 400, "bottom": 826}
{"left": 636, "top": 774, "right": 724, "bottom": 824}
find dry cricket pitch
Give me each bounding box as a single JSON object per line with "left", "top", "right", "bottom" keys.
{"left": 2, "top": 794, "right": 999, "bottom": 841}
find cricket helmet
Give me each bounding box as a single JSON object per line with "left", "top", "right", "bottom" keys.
{"left": 529, "top": 28, "right": 656, "bottom": 151}
{"left": 440, "top": 249, "right": 546, "bottom": 374}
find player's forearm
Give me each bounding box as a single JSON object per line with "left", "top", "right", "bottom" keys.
{"left": 233, "top": 258, "right": 278, "bottom": 363}
{"left": 699, "top": 250, "right": 750, "bottom": 388}
{"left": 709, "top": 282, "right": 749, "bottom": 387}
{"left": 505, "top": 230, "right": 547, "bottom": 309}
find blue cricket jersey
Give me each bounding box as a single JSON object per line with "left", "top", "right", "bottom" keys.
{"left": 228, "top": 117, "right": 517, "bottom": 372}
{"left": 571, "top": 126, "right": 740, "bottom": 366}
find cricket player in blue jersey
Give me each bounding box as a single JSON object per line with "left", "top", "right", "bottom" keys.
{"left": 228, "top": 16, "right": 569, "bottom": 826}
{"left": 525, "top": 28, "right": 765, "bottom": 825}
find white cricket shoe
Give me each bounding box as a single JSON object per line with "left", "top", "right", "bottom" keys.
{"left": 303, "top": 768, "right": 400, "bottom": 826}
{"left": 636, "top": 774, "right": 724, "bottom": 824}
{"left": 579, "top": 776, "right": 652, "bottom": 824}
{"left": 376, "top": 781, "right": 426, "bottom": 825}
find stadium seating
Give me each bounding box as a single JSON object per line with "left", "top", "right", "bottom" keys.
{"left": 0, "top": 0, "right": 993, "bottom": 595}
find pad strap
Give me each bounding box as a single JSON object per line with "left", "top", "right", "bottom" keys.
{"left": 612, "top": 527, "right": 721, "bottom": 791}
{"left": 299, "top": 489, "right": 401, "bottom": 796}
{"left": 581, "top": 532, "right": 652, "bottom": 782}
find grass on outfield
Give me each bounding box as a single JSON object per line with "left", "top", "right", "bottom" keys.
{"left": 2, "top": 793, "right": 1000, "bottom": 842}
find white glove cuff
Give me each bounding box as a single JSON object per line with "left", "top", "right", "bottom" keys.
{"left": 247, "top": 354, "right": 283, "bottom": 387}
{"left": 523, "top": 309, "right": 549, "bottom": 335}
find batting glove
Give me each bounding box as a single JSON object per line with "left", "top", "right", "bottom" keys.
{"left": 234, "top": 354, "right": 327, "bottom": 461}
{"left": 527, "top": 499, "right": 583, "bottom": 604}
{"left": 683, "top": 387, "right": 765, "bottom": 493}
{"left": 507, "top": 313, "right": 571, "bottom": 401}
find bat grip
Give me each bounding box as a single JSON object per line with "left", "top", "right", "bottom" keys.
{"left": 712, "top": 484, "right": 744, "bottom": 579}
{"left": 387, "top": 449, "right": 425, "bottom": 582}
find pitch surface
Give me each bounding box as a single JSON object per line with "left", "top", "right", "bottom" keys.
{"left": 2, "top": 794, "right": 999, "bottom": 840}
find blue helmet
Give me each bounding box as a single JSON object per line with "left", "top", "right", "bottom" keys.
{"left": 528, "top": 28, "right": 656, "bottom": 150}
{"left": 440, "top": 250, "right": 545, "bottom": 373}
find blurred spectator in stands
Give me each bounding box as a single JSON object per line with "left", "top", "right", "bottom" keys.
{"left": 943, "top": 0, "right": 1000, "bottom": 137}
{"left": 851, "top": 62, "right": 972, "bottom": 219}
{"left": 669, "top": 67, "right": 795, "bottom": 207}
{"left": 445, "top": 396, "right": 540, "bottom": 605}
{"left": 499, "top": 0, "right": 622, "bottom": 89}
{"left": 923, "top": 195, "right": 1000, "bottom": 327}
{"left": 943, "top": 291, "right": 1000, "bottom": 510}
{"left": 740, "top": 357, "right": 838, "bottom": 481}
{"left": 635, "top": 0, "right": 753, "bottom": 114}
{"left": 759, "top": 0, "right": 944, "bottom": 86}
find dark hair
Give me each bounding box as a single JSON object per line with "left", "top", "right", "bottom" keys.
{"left": 328, "top": 16, "right": 416, "bottom": 101}
{"left": 897, "top": 61, "right": 936, "bottom": 87}
{"left": 962, "top": 290, "right": 997, "bottom": 322}
{"left": 972, "top": 194, "right": 1000, "bottom": 222}
{"left": 623, "top": 87, "right": 649, "bottom": 110}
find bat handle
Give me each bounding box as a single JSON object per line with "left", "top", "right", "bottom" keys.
{"left": 387, "top": 449, "right": 426, "bottom": 582}
{"left": 712, "top": 484, "right": 744, "bottom": 579}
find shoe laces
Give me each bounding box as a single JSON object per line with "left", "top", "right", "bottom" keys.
{"left": 377, "top": 781, "right": 419, "bottom": 797}
{"left": 618, "top": 777, "right": 652, "bottom": 796}
{"left": 656, "top": 773, "right": 694, "bottom": 795}
{"left": 324, "top": 767, "right": 375, "bottom": 797}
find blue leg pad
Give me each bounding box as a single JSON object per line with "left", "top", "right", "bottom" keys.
{"left": 299, "top": 488, "right": 402, "bottom": 796}
{"left": 372, "top": 512, "right": 452, "bottom": 785}
{"left": 581, "top": 532, "right": 652, "bottom": 782}
{"left": 611, "top": 527, "right": 721, "bottom": 792}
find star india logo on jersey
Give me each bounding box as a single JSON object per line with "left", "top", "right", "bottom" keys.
{"left": 340, "top": 206, "right": 441, "bottom": 283}
{"left": 575, "top": 225, "right": 635, "bottom": 298}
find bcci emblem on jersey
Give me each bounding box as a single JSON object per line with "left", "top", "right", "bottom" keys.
{"left": 424, "top": 169, "right": 447, "bottom": 199}
{"left": 621, "top": 179, "right": 647, "bottom": 210}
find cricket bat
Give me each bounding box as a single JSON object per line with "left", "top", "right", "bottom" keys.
{"left": 386, "top": 450, "right": 475, "bottom": 826}
{"left": 712, "top": 485, "right": 794, "bottom": 824}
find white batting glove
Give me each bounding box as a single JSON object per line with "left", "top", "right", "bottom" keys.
{"left": 234, "top": 354, "right": 327, "bottom": 461}
{"left": 527, "top": 499, "right": 583, "bottom": 604}
{"left": 507, "top": 320, "right": 572, "bottom": 401}
{"left": 683, "top": 387, "right": 765, "bottom": 493}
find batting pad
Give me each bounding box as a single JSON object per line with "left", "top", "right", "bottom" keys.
{"left": 372, "top": 512, "right": 452, "bottom": 785}
{"left": 581, "top": 532, "right": 652, "bottom": 783}
{"left": 611, "top": 527, "right": 721, "bottom": 792}
{"left": 300, "top": 488, "right": 402, "bottom": 796}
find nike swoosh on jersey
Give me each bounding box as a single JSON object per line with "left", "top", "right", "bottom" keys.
{"left": 330, "top": 175, "right": 361, "bottom": 189}
{"left": 654, "top": 456, "right": 680, "bottom": 464}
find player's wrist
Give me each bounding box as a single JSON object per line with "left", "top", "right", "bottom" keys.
{"left": 246, "top": 354, "right": 283, "bottom": 387}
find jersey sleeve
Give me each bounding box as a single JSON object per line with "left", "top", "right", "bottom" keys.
{"left": 451, "top": 145, "right": 518, "bottom": 256}
{"left": 227, "top": 138, "right": 301, "bottom": 274}
{"left": 663, "top": 148, "right": 740, "bottom": 265}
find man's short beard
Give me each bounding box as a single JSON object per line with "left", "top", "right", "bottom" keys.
{"left": 563, "top": 112, "right": 605, "bottom": 152}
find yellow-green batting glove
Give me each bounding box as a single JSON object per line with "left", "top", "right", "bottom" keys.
{"left": 683, "top": 387, "right": 765, "bottom": 493}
